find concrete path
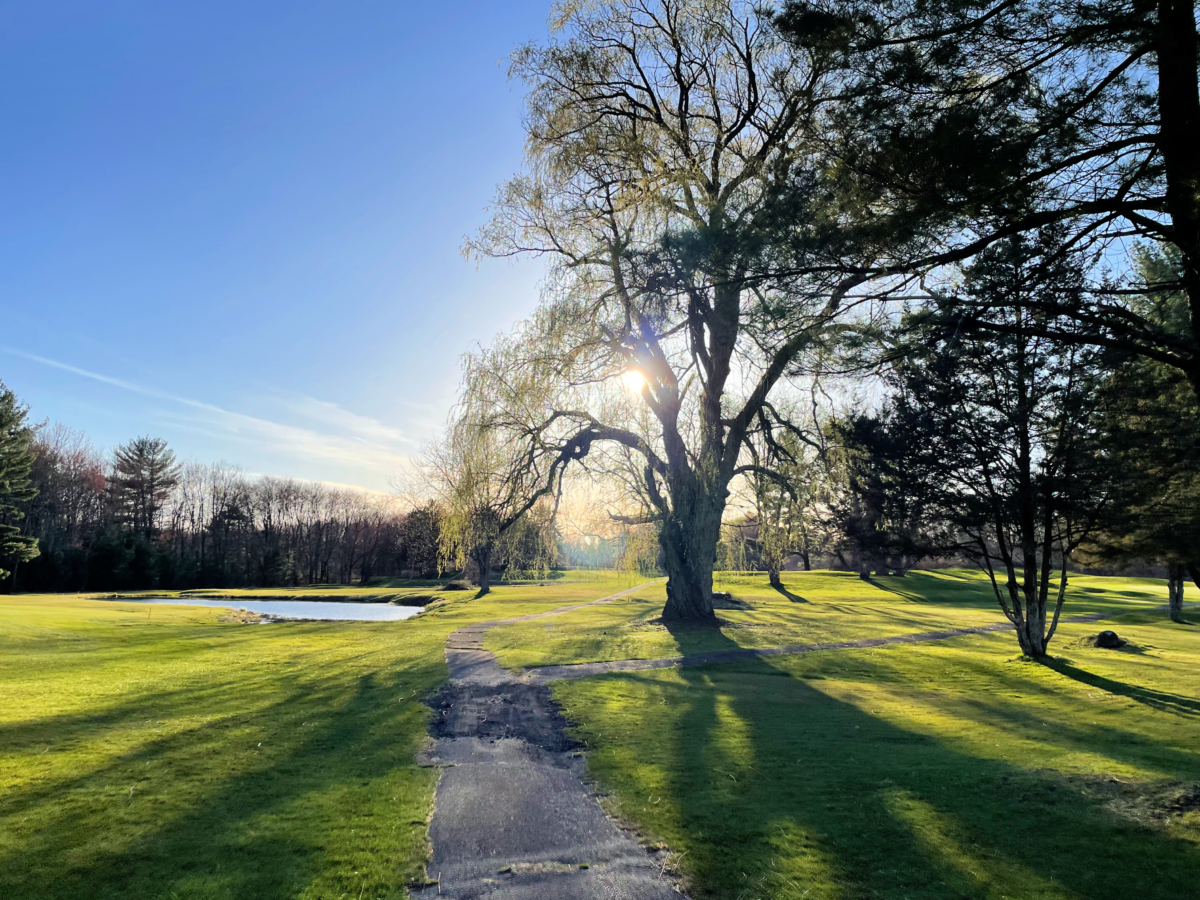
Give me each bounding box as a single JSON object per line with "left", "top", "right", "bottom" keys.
{"left": 416, "top": 581, "right": 684, "bottom": 899}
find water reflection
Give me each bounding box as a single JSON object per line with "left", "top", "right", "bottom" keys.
{"left": 123, "top": 597, "right": 422, "bottom": 621}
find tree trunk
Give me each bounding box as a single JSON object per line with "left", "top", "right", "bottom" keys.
{"left": 801, "top": 548, "right": 811, "bottom": 571}
{"left": 1012, "top": 606, "right": 1049, "bottom": 657}
{"left": 659, "top": 497, "right": 721, "bottom": 622}
{"left": 472, "top": 545, "right": 492, "bottom": 596}
{"left": 1156, "top": 0, "right": 1200, "bottom": 377}
{"left": 768, "top": 565, "right": 782, "bottom": 590}
{"left": 1168, "top": 562, "right": 1186, "bottom": 623}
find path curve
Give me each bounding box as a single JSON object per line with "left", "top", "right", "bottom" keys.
{"left": 416, "top": 580, "right": 684, "bottom": 899}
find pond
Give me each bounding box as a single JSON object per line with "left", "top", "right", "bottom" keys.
{"left": 123, "top": 598, "right": 423, "bottom": 621}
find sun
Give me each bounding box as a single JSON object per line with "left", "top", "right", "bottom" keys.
{"left": 621, "top": 369, "right": 647, "bottom": 393}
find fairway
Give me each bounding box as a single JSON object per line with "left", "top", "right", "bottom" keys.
{"left": 538, "top": 571, "right": 1200, "bottom": 900}
{"left": 3, "top": 569, "right": 1199, "bottom": 899}
{"left": 0, "top": 573, "right": 630, "bottom": 900}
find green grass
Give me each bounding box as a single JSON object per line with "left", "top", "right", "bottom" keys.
{"left": 7, "top": 568, "right": 1199, "bottom": 900}
{"left": 539, "top": 570, "right": 1200, "bottom": 900}
{"left": 487, "top": 569, "right": 1180, "bottom": 668}
{"left": 0, "top": 571, "right": 632, "bottom": 900}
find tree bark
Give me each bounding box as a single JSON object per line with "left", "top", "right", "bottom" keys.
{"left": 472, "top": 544, "right": 492, "bottom": 596}
{"left": 1156, "top": 0, "right": 1200, "bottom": 358}
{"left": 768, "top": 565, "right": 783, "bottom": 590}
{"left": 658, "top": 486, "right": 722, "bottom": 623}
{"left": 1168, "top": 562, "right": 1186, "bottom": 622}
{"left": 1012, "top": 605, "right": 1049, "bottom": 657}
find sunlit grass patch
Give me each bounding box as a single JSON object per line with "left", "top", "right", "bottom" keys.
{"left": 488, "top": 568, "right": 1188, "bottom": 669}
{"left": 547, "top": 573, "right": 1200, "bottom": 900}
{"left": 0, "top": 575, "right": 631, "bottom": 900}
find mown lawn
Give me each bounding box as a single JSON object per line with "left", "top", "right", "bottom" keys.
{"left": 6, "top": 569, "right": 1198, "bottom": 900}
{"left": 541, "top": 571, "right": 1200, "bottom": 900}
{"left": 487, "top": 569, "right": 1180, "bottom": 668}
{"left": 0, "top": 572, "right": 630, "bottom": 900}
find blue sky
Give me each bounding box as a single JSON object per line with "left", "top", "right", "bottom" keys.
{"left": 0, "top": 1, "right": 550, "bottom": 492}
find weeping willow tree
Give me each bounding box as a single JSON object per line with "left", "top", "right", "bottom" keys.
{"left": 468, "top": 0, "right": 897, "bottom": 621}
{"left": 426, "top": 352, "right": 565, "bottom": 595}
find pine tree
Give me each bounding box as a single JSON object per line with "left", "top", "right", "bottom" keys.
{"left": 110, "top": 436, "right": 180, "bottom": 541}
{"left": 1087, "top": 246, "right": 1200, "bottom": 623}
{"left": 0, "top": 382, "right": 39, "bottom": 583}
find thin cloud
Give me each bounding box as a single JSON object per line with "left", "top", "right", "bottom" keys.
{"left": 282, "top": 394, "right": 417, "bottom": 448}
{"left": 4, "top": 347, "right": 415, "bottom": 477}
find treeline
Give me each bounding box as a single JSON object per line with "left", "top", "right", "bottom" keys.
{"left": 0, "top": 415, "right": 447, "bottom": 592}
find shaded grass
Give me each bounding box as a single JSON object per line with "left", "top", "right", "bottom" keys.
{"left": 548, "top": 578, "right": 1200, "bottom": 899}
{"left": 0, "top": 571, "right": 634, "bottom": 900}
{"left": 488, "top": 569, "right": 1185, "bottom": 669}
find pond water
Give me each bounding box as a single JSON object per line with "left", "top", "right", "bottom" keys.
{"left": 124, "top": 598, "right": 423, "bottom": 621}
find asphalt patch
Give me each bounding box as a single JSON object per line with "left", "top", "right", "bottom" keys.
{"left": 415, "top": 582, "right": 685, "bottom": 899}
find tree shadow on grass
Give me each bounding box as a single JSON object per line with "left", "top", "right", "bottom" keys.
{"left": 1045, "top": 658, "right": 1200, "bottom": 718}
{"left": 0, "top": 663, "right": 444, "bottom": 900}
{"left": 770, "top": 583, "right": 808, "bottom": 603}
{"left": 603, "top": 625, "right": 1200, "bottom": 900}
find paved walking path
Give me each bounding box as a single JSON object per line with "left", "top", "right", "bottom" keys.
{"left": 416, "top": 582, "right": 1136, "bottom": 898}
{"left": 416, "top": 581, "right": 684, "bottom": 899}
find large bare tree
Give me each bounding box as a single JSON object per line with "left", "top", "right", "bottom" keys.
{"left": 473, "top": 0, "right": 883, "bottom": 620}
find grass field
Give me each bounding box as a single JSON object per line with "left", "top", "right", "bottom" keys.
{"left": 4, "top": 568, "right": 1198, "bottom": 900}
{"left": 538, "top": 571, "right": 1200, "bottom": 900}
{"left": 486, "top": 569, "right": 1176, "bottom": 668}
{"left": 0, "top": 572, "right": 630, "bottom": 900}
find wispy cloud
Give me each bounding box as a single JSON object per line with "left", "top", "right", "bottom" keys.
{"left": 3, "top": 347, "right": 418, "bottom": 481}
{"left": 282, "top": 394, "right": 417, "bottom": 448}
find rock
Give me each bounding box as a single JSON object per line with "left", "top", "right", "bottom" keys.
{"left": 440, "top": 580, "right": 472, "bottom": 592}
{"left": 712, "top": 591, "right": 732, "bottom": 601}
{"left": 1095, "top": 630, "right": 1124, "bottom": 649}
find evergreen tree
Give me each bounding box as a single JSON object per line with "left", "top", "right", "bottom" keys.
{"left": 824, "top": 410, "right": 940, "bottom": 579}
{"left": 0, "top": 382, "right": 39, "bottom": 584}
{"left": 778, "top": 0, "right": 1200, "bottom": 401}
{"left": 109, "top": 436, "right": 180, "bottom": 541}
{"left": 1088, "top": 246, "right": 1200, "bottom": 622}
{"left": 891, "top": 233, "right": 1111, "bottom": 656}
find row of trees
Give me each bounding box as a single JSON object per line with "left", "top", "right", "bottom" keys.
{"left": 434, "top": 0, "right": 1200, "bottom": 656}
{"left": 0, "top": 407, "right": 449, "bottom": 591}
{"left": 721, "top": 239, "right": 1200, "bottom": 654}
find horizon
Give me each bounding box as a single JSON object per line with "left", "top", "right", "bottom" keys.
{"left": 1, "top": 1, "right": 553, "bottom": 492}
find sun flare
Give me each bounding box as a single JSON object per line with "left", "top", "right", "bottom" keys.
{"left": 621, "top": 369, "right": 647, "bottom": 393}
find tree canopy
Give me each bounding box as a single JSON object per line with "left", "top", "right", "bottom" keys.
{"left": 471, "top": 0, "right": 909, "bottom": 620}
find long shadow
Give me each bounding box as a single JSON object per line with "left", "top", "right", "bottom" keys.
{"left": 0, "top": 661, "right": 445, "bottom": 900}
{"left": 770, "top": 583, "right": 808, "bottom": 603}
{"left": 1045, "top": 658, "right": 1200, "bottom": 718}
{"left": 605, "top": 623, "right": 1200, "bottom": 900}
